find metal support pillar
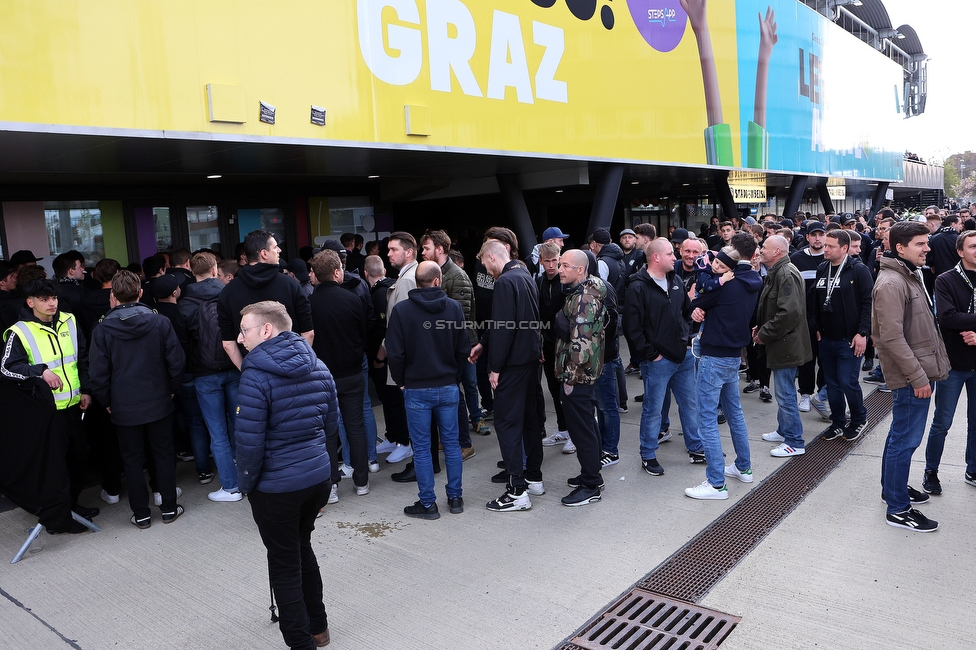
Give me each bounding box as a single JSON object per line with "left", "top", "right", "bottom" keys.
{"left": 496, "top": 174, "right": 537, "bottom": 260}
{"left": 714, "top": 171, "right": 738, "bottom": 223}
{"left": 868, "top": 182, "right": 890, "bottom": 222}
{"left": 815, "top": 178, "right": 835, "bottom": 214}
{"left": 783, "top": 176, "right": 809, "bottom": 222}
{"left": 585, "top": 164, "right": 624, "bottom": 238}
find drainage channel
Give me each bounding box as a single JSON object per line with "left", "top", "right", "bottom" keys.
{"left": 558, "top": 389, "right": 893, "bottom": 650}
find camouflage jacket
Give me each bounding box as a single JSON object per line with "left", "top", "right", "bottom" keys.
{"left": 555, "top": 276, "right": 607, "bottom": 386}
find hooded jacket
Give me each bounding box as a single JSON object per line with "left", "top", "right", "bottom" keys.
{"left": 597, "top": 243, "right": 626, "bottom": 300}
{"left": 309, "top": 280, "right": 366, "bottom": 379}
{"left": 88, "top": 302, "right": 185, "bottom": 426}
{"left": 177, "top": 277, "right": 227, "bottom": 376}
{"left": 873, "top": 255, "right": 950, "bottom": 389}
{"left": 554, "top": 276, "right": 606, "bottom": 386}
{"left": 386, "top": 286, "right": 470, "bottom": 388}
{"left": 217, "top": 262, "right": 313, "bottom": 345}
{"left": 235, "top": 331, "right": 335, "bottom": 495}
{"left": 757, "top": 256, "right": 813, "bottom": 369}
{"left": 624, "top": 268, "right": 692, "bottom": 364}
{"left": 690, "top": 263, "right": 764, "bottom": 357}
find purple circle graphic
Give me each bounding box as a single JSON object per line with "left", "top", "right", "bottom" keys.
{"left": 626, "top": 1, "right": 688, "bottom": 52}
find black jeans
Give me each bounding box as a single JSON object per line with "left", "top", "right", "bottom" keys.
{"left": 494, "top": 362, "right": 544, "bottom": 489}
{"left": 249, "top": 482, "right": 330, "bottom": 650}
{"left": 368, "top": 364, "right": 410, "bottom": 445}
{"left": 334, "top": 373, "right": 369, "bottom": 487}
{"left": 560, "top": 382, "right": 603, "bottom": 490}
{"left": 542, "top": 340, "right": 567, "bottom": 431}
{"left": 116, "top": 413, "right": 176, "bottom": 518}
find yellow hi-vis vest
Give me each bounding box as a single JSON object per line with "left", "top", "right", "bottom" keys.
{"left": 4, "top": 312, "right": 82, "bottom": 409}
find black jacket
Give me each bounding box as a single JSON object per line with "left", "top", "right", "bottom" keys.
{"left": 88, "top": 303, "right": 185, "bottom": 426}
{"left": 624, "top": 269, "right": 692, "bottom": 364}
{"left": 56, "top": 278, "right": 88, "bottom": 316}
{"left": 309, "top": 281, "right": 366, "bottom": 379}
{"left": 537, "top": 272, "right": 566, "bottom": 345}
{"left": 597, "top": 243, "right": 626, "bottom": 300}
{"left": 177, "top": 277, "right": 226, "bottom": 377}
{"left": 485, "top": 260, "right": 542, "bottom": 371}
{"left": 935, "top": 266, "right": 976, "bottom": 371}
{"left": 367, "top": 277, "right": 394, "bottom": 359}
{"left": 386, "top": 287, "right": 470, "bottom": 388}
{"left": 928, "top": 227, "right": 959, "bottom": 277}
{"left": 217, "top": 263, "right": 313, "bottom": 344}
{"left": 690, "top": 263, "right": 764, "bottom": 358}
{"left": 811, "top": 256, "right": 873, "bottom": 342}
{"left": 79, "top": 287, "right": 112, "bottom": 341}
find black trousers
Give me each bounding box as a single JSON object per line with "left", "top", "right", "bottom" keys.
{"left": 560, "top": 382, "right": 603, "bottom": 490}
{"left": 797, "top": 333, "right": 825, "bottom": 395}
{"left": 249, "top": 482, "right": 330, "bottom": 650}
{"left": 62, "top": 404, "right": 90, "bottom": 507}
{"left": 116, "top": 413, "right": 176, "bottom": 518}
{"left": 542, "top": 340, "right": 567, "bottom": 431}
{"left": 334, "top": 373, "right": 369, "bottom": 487}
{"left": 87, "top": 395, "right": 123, "bottom": 495}
{"left": 368, "top": 364, "right": 410, "bottom": 445}
{"left": 494, "top": 362, "right": 544, "bottom": 489}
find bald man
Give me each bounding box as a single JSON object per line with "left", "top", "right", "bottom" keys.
{"left": 625, "top": 239, "right": 706, "bottom": 475}
{"left": 755, "top": 235, "right": 812, "bottom": 458}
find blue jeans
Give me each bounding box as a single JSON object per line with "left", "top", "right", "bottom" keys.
{"left": 404, "top": 385, "right": 463, "bottom": 506}
{"left": 819, "top": 338, "right": 867, "bottom": 428}
{"left": 926, "top": 370, "right": 976, "bottom": 475}
{"left": 196, "top": 369, "right": 241, "bottom": 491}
{"left": 772, "top": 367, "right": 804, "bottom": 448}
{"left": 338, "top": 357, "right": 379, "bottom": 463}
{"left": 461, "top": 360, "right": 482, "bottom": 426}
{"left": 639, "top": 349, "right": 704, "bottom": 460}
{"left": 177, "top": 376, "right": 211, "bottom": 474}
{"left": 595, "top": 357, "right": 621, "bottom": 455}
{"left": 882, "top": 385, "right": 932, "bottom": 514}
{"left": 697, "top": 355, "right": 751, "bottom": 488}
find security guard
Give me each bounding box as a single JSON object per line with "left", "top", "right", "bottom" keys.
{"left": 1, "top": 277, "right": 99, "bottom": 525}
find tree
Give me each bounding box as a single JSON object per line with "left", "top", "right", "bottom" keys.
{"left": 952, "top": 171, "right": 976, "bottom": 204}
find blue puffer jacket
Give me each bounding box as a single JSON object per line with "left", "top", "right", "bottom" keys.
{"left": 235, "top": 331, "right": 336, "bottom": 495}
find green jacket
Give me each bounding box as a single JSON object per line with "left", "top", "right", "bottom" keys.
{"left": 757, "top": 256, "right": 812, "bottom": 369}
{"left": 440, "top": 258, "right": 477, "bottom": 346}
{"left": 555, "top": 277, "right": 606, "bottom": 386}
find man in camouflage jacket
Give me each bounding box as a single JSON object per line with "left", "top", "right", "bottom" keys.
{"left": 554, "top": 249, "right": 607, "bottom": 506}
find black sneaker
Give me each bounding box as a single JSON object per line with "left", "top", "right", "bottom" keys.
{"left": 483, "top": 409, "right": 494, "bottom": 421}
{"left": 447, "top": 497, "right": 464, "bottom": 514}
{"left": 72, "top": 504, "right": 100, "bottom": 520}
{"left": 658, "top": 429, "right": 672, "bottom": 443}
{"left": 198, "top": 471, "right": 215, "bottom": 485}
{"left": 642, "top": 458, "right": 664, "bottom": 476}
{"left": 600, "top": 452, "right": 619, "bottom": 467}
{"left": 634, "top": 393, "right": 644, "bottom": 402}
{"left": 843, "top": 422, "right": 867, "bottom": 442}
{"left": 491, "top": 469, "right": 508, "bottom": 483}
{"left": 561, "top": 485, "right": 602, "bottom": 507}
{"left": 717, "top": 410, "right": 727, "bottom": 425}
{"left": 567, "top": 475, "right": 605, "bottom": 490}
{"left": 130, "top": 514, "right": 151, "bottom": 530}
{"left": 922, "top": 469, "right": 942, "bottom": 495}
{"left": 404, "top": 501, "right": 440, "bottom": 520}
{"left": 881, "top": 486, "right": 929, "bottom": 505}
{"left": 485, "top": 489, "right": 531, "bottom": 512}
{"left": 161, "top": 504, "right": 184, "bottom": 524}
{"left": 863, "top": 373, "right": 885, "bottom": 384}
{"left": 760, "top": 387, "right": 772, "bottom": 402}
{"left": 743, "top": 381, "right": 760, "bottom": 393}
{"left": 496, "top": 460, "right": 506, "bottom": 469}
{"left": 822, "top": 427, "right": 845, "bottom": 441}
{"left": 688, "top": 451, "right": 706, "bottom": 464}
{"left": 965, "top": 472, "right": 976, "bottom": 488}
{"left": 886, "top": 508, "right": 938, "bottom": 532}
{"left": 176, "top": 450, "right": 195, "bottom": 462}
{"left": 861, "top": 357, "right": 874, "bottom": 372}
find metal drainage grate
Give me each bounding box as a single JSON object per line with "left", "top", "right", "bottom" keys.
{"left": 565, "top": 589, "right": 739, "bottom": 650}
{"left": 558, "top": 388, "right": 893, "bottom": 650}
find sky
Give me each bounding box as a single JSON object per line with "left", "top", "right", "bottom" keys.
{"left": 879, "top": 0, "right": 976, "bottom": 162}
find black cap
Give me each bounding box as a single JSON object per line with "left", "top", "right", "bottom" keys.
{"left": 806, "top": 221, "right": 826, "bottom": 234}
{"left": 287, "top": 258, "right": 310, "bottom": 283}
{"left": 151, "top": 273, "right": 180, "bottom": 299}
{"left": 591, "top": 228, "right": 611, "bottom": 245}
{"left": 321, "top": 240, "right": 346, "bottom": 255}
{"left": 670, "top": 228, "right": 690, "bottom": 244}
{"left": 840, "top": 213, "right": 857, "bottom": 225}
{"left": 9, "top": 249, "right": 42, "bottom": 265}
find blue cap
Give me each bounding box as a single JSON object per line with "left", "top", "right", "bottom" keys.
{"left": 542, "top": 226, "right": 569, "bottom": 241}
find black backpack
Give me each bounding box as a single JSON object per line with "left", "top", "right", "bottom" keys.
{"left": 185, "top": 295, "right": 232, "bottom": 371}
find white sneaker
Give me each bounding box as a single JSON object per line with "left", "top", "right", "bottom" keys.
{"left": 368, "top": 460, "right": 380, "bottom": 473}
{"left": 100, "top": 489, "right": 120, "bottom": 504}
{"left": 153, "top": 486, "right": 183, "bottom": 506}
{"left": 542, "top": 431, "right": 570, "bottom": 446}
{"left": 526, "top": 480, "right": 545, "bottom": 496}
{"left": 339, "top": 463, "right": 354, "bottom": 479}
{"left": 562, "top": 438, "right": 577, "bottom": 454}
{"left": 327, "top": 483, "right": 339, "bottom": 504}
{"left": 810, "top": 395, "right": 831, "bottom": 421}
{"left": 355, "top": 483, "right": 370, "bottom": 496}
{"left": 770, "top": 443, "right": 805, "bottom": 458}
{"left": 385, "top": 443, "right": 413, "bottom": 463}
{"left": 798, "top": 394, "right": 811, "bottom": 412}
{"left": 762, "top": 431, "right": 785, "bottom": 442}
{"left": 208, "top": 487, "right": 243, "bottom": 502}
{"left": 724, "top": 464, "right": 754, "bottom": 484}
{"left": 684, "top": 481, "right": 729, "bottom": 500}
{"left": 376, "top": 439, "right": 397, "bottom": 454}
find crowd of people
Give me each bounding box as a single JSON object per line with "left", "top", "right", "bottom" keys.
{"left": 3, "top": 202, "right": 976, "bottom": 647}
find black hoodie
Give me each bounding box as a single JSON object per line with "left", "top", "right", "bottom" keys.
{"left": 217, "top": 262, "right": 313, "bottom": 344}
{"left": 385, "top": 286, "right": 470, "bottom": 388}
{"left": 88, "top": 303, "right": 185, "bottom": 426}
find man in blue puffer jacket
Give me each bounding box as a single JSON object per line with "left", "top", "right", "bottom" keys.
{"left": 235, "top": 300, "right": 337, "bottom": 650}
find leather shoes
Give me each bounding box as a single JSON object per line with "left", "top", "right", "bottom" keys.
{"left": 73, "top": 505, "right": 100, "bottom": 520}
{"left": 313, "top": 628, "right": 330, "bottom": 647}
{"left": 392, "top": 462, "right": 417, "bottom": 482}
